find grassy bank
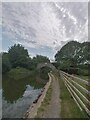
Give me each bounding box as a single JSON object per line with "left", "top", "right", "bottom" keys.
{"left": 7, "top": 67, "right": 33, "bottom": 80}
{"left": 58, "top": 73, "right": 89, "bottom": 118}
{"left": 36, "top": 84, "right": 52, "bottom": 118}
{"left": 76, "top": 75, "right": 90, "bottom": 82}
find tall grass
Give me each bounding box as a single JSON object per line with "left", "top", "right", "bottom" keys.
{"left": 58, "top": 73, "right": 89, "bottom": 118}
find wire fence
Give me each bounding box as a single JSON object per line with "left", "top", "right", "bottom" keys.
{"left": 60, "top": 70, "right": 90, "bottom": 117}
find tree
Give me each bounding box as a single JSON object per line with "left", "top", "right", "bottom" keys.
{"left": 33, "top": 55, "right": 50, "bottom": 63}
{"left": 0, "top": 53, "right": 2, "bottom": 74}
{"left": 27, "top": 55, "right": 50, "bottom": 70}
{"left": 33, "top": 55, "right": 50, "bottom": 64}
{"left": 2, "top": 52, "right": 11, "bottom": 73}
{"left": 8, "top": 44, "right": 29, "bottom": 68}
{"left": 55, "top": 41, "right": 90, "bottom": 69}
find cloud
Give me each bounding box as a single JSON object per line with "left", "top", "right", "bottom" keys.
{"left": 2, "top": 2, "right": 88, "bottom": 54}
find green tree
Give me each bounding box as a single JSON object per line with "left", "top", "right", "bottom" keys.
{"left": 8, "top": 44, "right": 29, "bottom": 68}
{"left": 0, "top": 53, "right": 1, "bottom": 89}
{"left": 55, "top": 41, "right": 90, "bottom": 70}
{"left": 33, "top": 55, "right": 50, "bottom": 64}
{"left": 34, "top": 55, "right": 49, "bottom": 67}
{"left": 28, "top": 55, "right": 50, "bottom": 70}
{"left": 2, "top": 52, "right": 11, "bottom": 73}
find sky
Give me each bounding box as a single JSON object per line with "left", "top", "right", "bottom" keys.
{"left": 1, "top": 2, "right": 88, "bottom": 60}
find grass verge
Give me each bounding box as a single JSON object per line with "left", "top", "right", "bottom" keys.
{"left": 76, "top": 75, "right": 90, "bottom": 82}
{"left": 36, "top": 83, "right": 52, "bottom": 118}
{"left": 58, "top": 73, "right": 89, "bottom": 118}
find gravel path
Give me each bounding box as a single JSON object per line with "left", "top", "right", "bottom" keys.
{"left": 41, "top": 74, "right": 60, "bottom": 118}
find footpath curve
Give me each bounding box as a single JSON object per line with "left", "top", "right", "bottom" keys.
{"left": 38, "top": 74, "right": 60, "bottom": 118}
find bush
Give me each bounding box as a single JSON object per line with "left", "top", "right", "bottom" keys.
{"left": 39, "top": 67, "right": 51, "bottom": 80}
{"left": 77, "top": 68, "right": 89, "bottom": 76}
{"left": 2, "top": 53, "right": 11, "bottom": 73}
{"left": 8, "top": 67, "right": 31, "bottom": 80}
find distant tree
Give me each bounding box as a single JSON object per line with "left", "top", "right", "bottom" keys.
{"left": 26, "top": 58, "right": 36, "bottom": 70}
{"left": 33, "top": 55, "right": 50, "bottom": 64}
{"left": 8, "top": 44, "right": 29, "bottom": 68}
{"left": 27, "top": 55, "right": 50, "bottom": 70}
{"left": 2, "top": 52, "right": 11, "bottom": 73}
{"left": 0, "top": 53, "right": 2, "bottom": 73}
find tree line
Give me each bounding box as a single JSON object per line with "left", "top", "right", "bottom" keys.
{"left": 2, "top": 44, "right": 50, "bottom": 73}
{"left": 2, "top": 40, "right": 90, "bottom": 76}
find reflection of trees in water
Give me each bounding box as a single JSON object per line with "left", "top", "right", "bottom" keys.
{"left": 2, "top": 74, "right": 45, "bottom": 103}
{"left": 3, "top": 77, "right": 27, "bottom": 103}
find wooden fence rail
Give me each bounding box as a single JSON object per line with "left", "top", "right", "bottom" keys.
{"left": 60, "top": 70, "right": 90, "bottom": 117}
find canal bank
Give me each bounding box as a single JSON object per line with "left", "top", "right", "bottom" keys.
{"left": 23, "top": 73, "right": 52, "bottom": 118}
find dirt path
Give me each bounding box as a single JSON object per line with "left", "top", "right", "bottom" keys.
{"left": 41, "top": 74, "right": 60, "bottom": 118}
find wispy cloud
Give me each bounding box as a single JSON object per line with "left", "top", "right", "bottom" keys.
{"left": 2, "top": 2, "right": 88, "bottom": 54}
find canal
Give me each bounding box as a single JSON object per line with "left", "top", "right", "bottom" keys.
{"left": 2, "top": 74, "right": 45, "bottom": 118}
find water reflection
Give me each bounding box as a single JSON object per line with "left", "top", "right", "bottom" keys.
{"left": 2, "top": 75, "right": 44, "bottom": 103}
{"left": 2, "top": 75, "right": 44, "bottom": 118}
{"left": 3, "top": 85, "right": 41, "bottom": 118}
{"left": 0, "top": 89, "right": 2, "bottom": 119}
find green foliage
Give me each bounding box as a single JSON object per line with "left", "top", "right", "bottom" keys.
{"left": 3, "top": 70, "right": 45, "bottom": 103}
{"left": 27, "top": 55, "right": 50, "bottom": 71}
{"left": 8, "top": 67, "right": 31, "bottom": 80}
{"left": 55, "top": 41, "right": 90, "bottom": 75}
{"left": 2, "top": 43, "right": 51, "bottom": 85}
{"left": 33, "top": 55, "right": 50, "bottom": 64}
{"left": 55, "top": 41, "right": 80, "bottom": 62}
{"left": 6, "top": 44, "right": 50, "bottom": 71}
{"left": 26, "top": 55, "right": 50, "bottom": 70}
{"left": 78, "top": 68, "right": 89, "bottom": 76}
{"left": 8, "top": 44, "right": 29, "bottom": 68}
{"left": 2, "top": 52, "right": 11, "bottom": 73}
{"left": 52, "top": 62, "right": 60, "bottom": 69}
{"left": 0, "top": 53, "right": 2, "bottom": 74}
{"left": 39, "top": 67, "right": 51, "bottom": 80}
{"left": 27, "top": 58, "right": 37, "bottom": 70}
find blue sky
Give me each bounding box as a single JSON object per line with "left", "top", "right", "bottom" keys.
{"left": 2, "top": 31, "right": 55, "bottom": 59}
{"left": 2, "top": 2, "right": 88, "bottom": 60}
{"left": 2, "top": 36, "right": 54, "bottom": 59}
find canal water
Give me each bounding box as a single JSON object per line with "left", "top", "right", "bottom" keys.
{"left": 0, "top": 89, "right": 2, "bottom": 119}
{"left": 0, "top": 76, "right": 2, "bottom": 119}
{"left": 2, "top": 75, "right": 44, "bottom": 118}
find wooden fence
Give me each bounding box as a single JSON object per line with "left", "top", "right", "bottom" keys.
{"left": 60, "top": 70, "right": 90, "bottom": 117}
